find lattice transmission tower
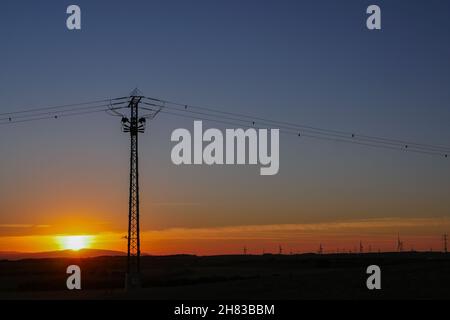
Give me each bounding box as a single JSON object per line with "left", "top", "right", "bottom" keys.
{"left": 120, "top": 89, "right": 160, "bottom": 290}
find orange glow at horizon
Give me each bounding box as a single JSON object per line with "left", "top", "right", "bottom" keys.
{"left": 0, "top": 217, "right": 449, "bottom": 255}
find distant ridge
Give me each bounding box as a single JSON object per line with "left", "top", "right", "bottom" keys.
{"left": 0, "top": 248, "right": 126, "bottom": 261}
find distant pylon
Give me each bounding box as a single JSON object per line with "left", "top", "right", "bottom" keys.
{"left": 397, "top": 234, "right": 404, "bottom": 252}
{"left": 278, "top": 245, "right": 283, "bottom": 255}
{"left": 243, "top": 246, "right": 247, "bottom": 255}
{"left": 444, "top": 234, "right": 448, "bottom": 253}
{"left": 318, "top": 243, "right": 323, "bottom": 254}
{"left": 359, "top": 241, "right": 363, "bottom": 254}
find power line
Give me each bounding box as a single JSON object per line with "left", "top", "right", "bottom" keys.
{"left": 0, "top": 102, "right": 127, "bottom": 122}
{"left": 143, "top": 96, "right": 450, "bottom": 155}
{"left": 0, "top": 97, "right": 129, "bottom": 117}
{"left": 153, "top": 102, "right": 449, "bottom": 154}
{"left": 1, "top": 94, "right": 449, "bottom": 158}
{"left": 0, "top": 106, "right": 128, "bottom": 126}
{"left": 140, "top": 105, "right": 449, "bottom": 158}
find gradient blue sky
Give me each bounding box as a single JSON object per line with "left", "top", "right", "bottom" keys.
{"left": 0, "top": 1, "right": 449, "bottom": 252}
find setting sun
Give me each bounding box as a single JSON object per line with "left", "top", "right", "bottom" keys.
{"left": 57, "top": 235, "right": 93, "bottom": 251}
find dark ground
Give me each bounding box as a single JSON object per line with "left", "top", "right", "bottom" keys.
{"left": 0, "top": 252, "right": 449, "bottom": 299}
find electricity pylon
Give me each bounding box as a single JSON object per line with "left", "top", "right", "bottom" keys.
{"left": 120, "top": 89, "right": 160, "bottom": 290}
{"left": 444, "top": 234, "right": 448, "bottom": 253}
{"left": 397, "top": 234, "right": 403, "bottom": 253}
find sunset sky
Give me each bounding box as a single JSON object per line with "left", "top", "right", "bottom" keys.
{"left": 1, "top": 0, "right": 450, "bottom": 254}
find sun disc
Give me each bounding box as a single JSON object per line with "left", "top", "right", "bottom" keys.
{"left": 57, "top": 235, "right": 93, "bottom": 251}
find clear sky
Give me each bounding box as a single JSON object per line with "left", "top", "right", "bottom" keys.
{"left": 0, "top": 0, "right": 449, "bottom": 254}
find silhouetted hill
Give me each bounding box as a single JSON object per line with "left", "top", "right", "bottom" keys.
{"left": 0, "top": 249, "right": 125, "bottom": 260}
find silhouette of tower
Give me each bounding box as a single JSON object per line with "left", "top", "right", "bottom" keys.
{"left": 279, "top": 245, "right": 283, "bottom": 255}
{"left": 243, "top": 246, "right": 247, "bottom": 255}
{"left": 318, "top": 243, "right": 323, "bottom": 254}
{"left": 444, "top": 234, "right": 448, "bottom": 253}
{"left": 359, "top": 241, "right": 363, "bottom": 254}
{"left": 120, "top": 89, "right": 161, "bottom": 290}
{"left": 121, "top": 93, "right": 145, "bottom": 290}
{"left": 397, "top": 234, "right": 403, "bottom": 252}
